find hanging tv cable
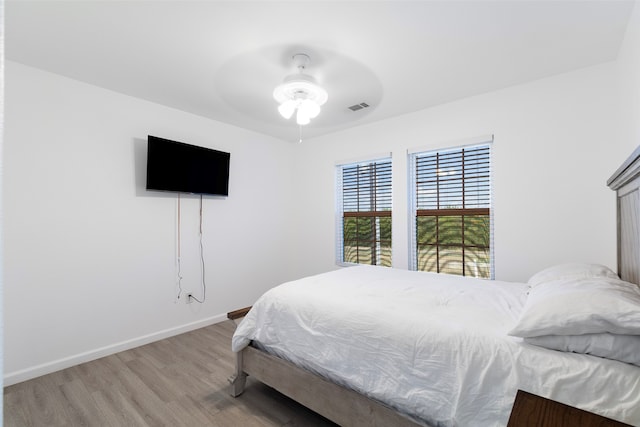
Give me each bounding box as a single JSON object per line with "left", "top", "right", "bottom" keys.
{"left": 175, "top": 193, "right": 183, "bottom": 302}
{"left": 189, "top": 194, "right": 207, "bottom": 304}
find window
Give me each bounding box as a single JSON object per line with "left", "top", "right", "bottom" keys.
{"left": 337, "top": 157, "right": 392, "bottom": 266}
{"left": 409, "top": 143, "right": 492, "bottom": 278}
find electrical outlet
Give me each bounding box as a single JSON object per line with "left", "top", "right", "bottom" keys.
{"left": 186, "top": 294, "right": 193, "bottom": 304}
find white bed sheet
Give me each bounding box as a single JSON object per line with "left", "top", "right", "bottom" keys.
{"left": 232, "top": 265, "right": 640, "bottom": 427}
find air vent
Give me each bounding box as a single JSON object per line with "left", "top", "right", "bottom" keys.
{"left": 348, "top": 102, "right": 370, "bottom": 112}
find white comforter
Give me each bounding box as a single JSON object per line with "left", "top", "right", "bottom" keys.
{"left": 232, "top": 266, "right": 640, "bottom": 427}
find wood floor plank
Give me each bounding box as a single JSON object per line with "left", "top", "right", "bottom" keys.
{"left": 110, "top": 369, "right": 184, "bottom": 426}
{"left": 166, "top": 394, "right": 224, "bottom": 427}
{"left": 73, "top": 355, "right": 126, "bottom": 395}
{"left": 125, "top": 357, "right": 182, "bottom": 403}
{"left": 19, "top": 375, "right": 72, "bottom": 426}
{"left": 59, "top": 379, "right": 110, "bottom": 427}
{"left": 4, "top": 320, "right": 337, "bottom": 427}
{"left": 3, "top": 386, "right": 29, "bottom": 427}
{"left": 239, "top": 380, "right": 307, "bottom": 426}
{"left": 45, "top": 365, "right": 81, "bottom": 387}
{"left": 91, "top": 387, "right": 150, "bottom": 427}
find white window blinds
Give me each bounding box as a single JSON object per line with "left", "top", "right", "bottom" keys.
{"left": 409, "top": 143, "right": 493, "bottom": 278}
{"left": 336, "top": 157, "right": 392, "bottom": 266}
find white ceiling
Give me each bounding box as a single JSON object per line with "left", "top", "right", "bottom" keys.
{"left": 6, "top": 1, "right": 635, "bottom": 143}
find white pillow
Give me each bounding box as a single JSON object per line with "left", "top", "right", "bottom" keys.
{"left": 525, "top": 333, "right": 640, "bottom": 367}
{"left": 528, "top": 262, "right": 618, "bottom": 287}
{"left": 509, "top": 277, "right": 640, "bottom": 337}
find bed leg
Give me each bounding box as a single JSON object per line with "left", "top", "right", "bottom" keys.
{"left": 229, "top": 350, "right": 247, "bottom": 397}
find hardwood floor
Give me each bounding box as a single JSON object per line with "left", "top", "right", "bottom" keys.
{"left": 4, "top": 320, "right": 338, "bottom": 427}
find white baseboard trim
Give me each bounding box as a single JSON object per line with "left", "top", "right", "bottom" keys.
{"left": 4, "top": 313, "right": 229, "bottom": 386}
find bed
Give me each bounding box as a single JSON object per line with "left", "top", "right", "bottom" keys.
{"left": 230, "top": 146, "right": 640, "bottom": 427}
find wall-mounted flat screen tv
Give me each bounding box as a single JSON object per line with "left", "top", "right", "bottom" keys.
{"left": 146, "top": 135, "right": 230, "bottom": 196}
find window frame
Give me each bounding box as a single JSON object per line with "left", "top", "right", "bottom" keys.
{"left": 336, "top": 155, "right": 393, "bottom": 267}
{"left": 408, "top": 140, "right": 494, "bottom": 278}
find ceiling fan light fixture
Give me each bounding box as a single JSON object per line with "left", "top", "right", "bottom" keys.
{"left": 278, "top": 99, "right": 297, "bottom": 119}
{"left": 273, "top": 54, "right": 327, "bottom": 126}
{"left": 300, "top": 99, "right": 321, "bottom": 119}
{"left": 296, "top": 108, "right": 311, "bottom": 125}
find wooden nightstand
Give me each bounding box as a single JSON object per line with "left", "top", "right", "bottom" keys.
{"left": 507, "top": 390, "right": 633, "bottom": 427}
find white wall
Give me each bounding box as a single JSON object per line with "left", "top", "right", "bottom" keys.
{"left": 3, "top": 62, "right": 296, "bottom": 384}
{"left": 291, "top": 61, "right": 625, "bottom": 283}
{"left": 616, "top": 1, "right": 640, "bottom": 160}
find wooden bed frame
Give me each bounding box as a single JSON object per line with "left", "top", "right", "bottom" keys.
{"left": 608, "top": 145, "right": 640, "bottom": 286}
{"left": 229, "top": 145, "right": 640, "bottom": 426}
{"left": 230, "top": 345, "right": 424, "bottom": 427}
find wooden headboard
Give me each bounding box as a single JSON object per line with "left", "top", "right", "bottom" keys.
{"left": 607, "top": 145, "right": 640, "bottom": 286}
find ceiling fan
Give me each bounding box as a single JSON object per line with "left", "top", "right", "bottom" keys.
{"left": 273, "top": 53, "right": 328, "bottom": 127}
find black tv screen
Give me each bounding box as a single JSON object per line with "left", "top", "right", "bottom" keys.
{"left": 146, "top": 135, "right": 230, "bottom": 196}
